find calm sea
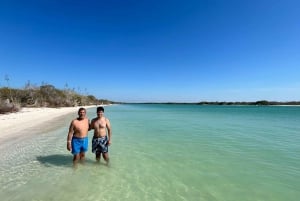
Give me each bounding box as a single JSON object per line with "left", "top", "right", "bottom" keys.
{"left": 0, "top": 104, "right": 299, "bottom": 201}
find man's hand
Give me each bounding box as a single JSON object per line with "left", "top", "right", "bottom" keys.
{"left": 67, "top": 141, "right": 72, "bottom": 151}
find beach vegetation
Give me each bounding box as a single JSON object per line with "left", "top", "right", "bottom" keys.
{"left": 0, "top": 84, "right": 116, "bottom": 114}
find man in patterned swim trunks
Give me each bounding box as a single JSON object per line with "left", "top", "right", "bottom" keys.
{"left": 66, "top": 107, "right": 90, "bottom": 166}
{"left": 90, "top": 106, "right": 112, "bottom": 163}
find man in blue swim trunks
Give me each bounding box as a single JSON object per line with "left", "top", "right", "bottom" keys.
{"left": 90, "top": 106, "right": 112, "bottom": 163}
{"left": 67, "top": 107, "right": 90, "bottom": 166}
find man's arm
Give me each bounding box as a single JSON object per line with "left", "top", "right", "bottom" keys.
{"left": 106, "top": 119, "right": 112, "bottom": 145}
{"left": 67, "top": 121, "right": 74, "bottom": 151}
{"left": 88, "top": 119, "right": 92, "bottom": 131}
{"left": 89, "top": 119, "right": 94, "bottom": 131}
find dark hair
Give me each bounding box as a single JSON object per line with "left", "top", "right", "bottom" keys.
{"left": 78, "top": 107, "right": 86, "bottom": 114}
{"left": 97, "top": 106, "right": 104, "bottom": 112}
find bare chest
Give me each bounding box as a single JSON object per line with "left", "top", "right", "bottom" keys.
{"left": 94, "top": 119, "right": 106, "bottom": 129}
{"left": 74, "top": 119, "right": 89, "bottom": 131}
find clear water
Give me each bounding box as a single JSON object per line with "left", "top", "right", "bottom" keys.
{"left": 0, "top": 104, "right": 299, "bottom": 201}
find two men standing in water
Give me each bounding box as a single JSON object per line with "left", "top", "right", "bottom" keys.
{"left": 66, "top": 106, "right": 112, "bottom": 165}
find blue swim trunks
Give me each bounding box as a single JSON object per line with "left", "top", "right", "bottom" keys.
{"left": 71, "top": 136, "right": 88, "bottom": 155}
{"left": 92, "top": 136, "right": 108, "bottom": 154}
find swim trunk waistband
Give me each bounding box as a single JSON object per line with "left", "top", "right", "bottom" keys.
{"left": 73, "top": 136, "right": 88, "bottom": 140}
{"left": 93, "top": 136, "right": 107, "bottom": 140}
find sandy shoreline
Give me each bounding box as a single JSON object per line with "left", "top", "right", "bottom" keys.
{"left": 0, "top": 106, "right": 96, "bottom": 142}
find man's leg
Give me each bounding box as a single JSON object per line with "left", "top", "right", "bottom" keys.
{"left": 96, "top": 151, "right": 101, "bottom": 162}
{"left": 73, "top": 154, "right": 80, "bottom": 166}
{"left": 80, "top": 152, "right": 85, "bottom": 162}
{"left": 102, "top": 152, "right": 109, "bottom": 164}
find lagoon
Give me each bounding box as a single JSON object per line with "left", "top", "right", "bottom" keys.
{"left": 0, "top": 104, "right": 299, "bottom": 201}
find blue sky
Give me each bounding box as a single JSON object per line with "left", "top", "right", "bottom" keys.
{"left": 0, "top": 0, "right": 299, "bottom": 102}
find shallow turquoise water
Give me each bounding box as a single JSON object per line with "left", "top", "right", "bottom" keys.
{"left": 0, "top": 104, "right": 299, "bottom": 201}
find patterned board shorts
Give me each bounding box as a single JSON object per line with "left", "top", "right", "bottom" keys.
{"left": 92, "top": 136, "right": 108, "bottom": 154}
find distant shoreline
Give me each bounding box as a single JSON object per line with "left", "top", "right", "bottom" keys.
{"left": 123, "top": 101, "right": 300, "bottom": 106}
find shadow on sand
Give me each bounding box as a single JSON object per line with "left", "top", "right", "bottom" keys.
{"left": 37, "top": 154, "right": 98, "bottom": 167}
{"left": 36, "top": 154, "right": 72, "bottom": 167}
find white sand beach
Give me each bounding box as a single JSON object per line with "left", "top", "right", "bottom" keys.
{"left": 0, "top": 106, "right": 96, "bottom": 141}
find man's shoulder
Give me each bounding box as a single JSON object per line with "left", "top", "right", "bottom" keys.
{"left": 91, "top": 117, "right": 98, "bottom": 122}
{"left": 73, "top": 117, "right": 89, "bottom": 122}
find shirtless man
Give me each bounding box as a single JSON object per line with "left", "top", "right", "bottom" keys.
{"left": 90, "top": 106, "right": 112, "bottom": 163}
{"left": 67, "top": 107, "right": 90, "bottom": 165}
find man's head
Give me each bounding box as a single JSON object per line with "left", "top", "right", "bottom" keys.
{"left": 97, "top": 106, "right": 104, "bottom": 113}
{"left": 77, "top": 108, "right": 86, "bottom": 119}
